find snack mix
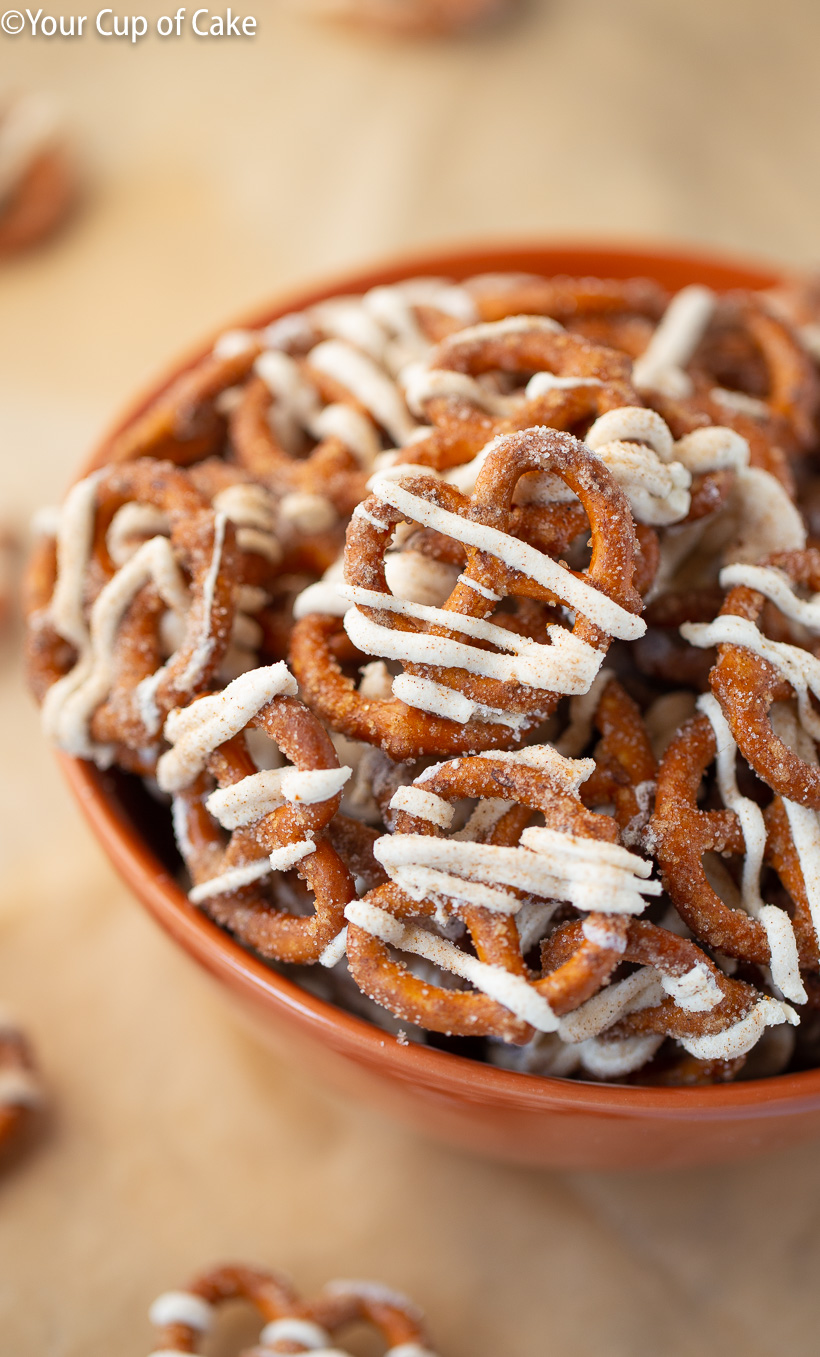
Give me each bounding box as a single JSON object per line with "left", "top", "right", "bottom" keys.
{"left": 147, "top": 1265, "right": 437, "bottom": 1356}
{"left": 25, "top": 266, "right": 820, "bottom": 1085}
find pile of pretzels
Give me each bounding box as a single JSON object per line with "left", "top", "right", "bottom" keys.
{"left": 26, "top": 266, "right": 820, "bottom": 1084}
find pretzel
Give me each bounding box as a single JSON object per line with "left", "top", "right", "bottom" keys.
{"left": 651, "top": 697, "right": 820, "bottom": 1005}
{"left": 576, "top": 676, "right": 657, "bottom": 841}
{"left": 691, "top": 293, "right": 819, "bottom": 451}
{"left": 467, "top": 272, "right": 668, "bottom": 327}
{"left": 26, "top": 461, "right": 241, "bottom": 766}
{"left": 227, "top": 371, "right": 371, "bottom": 524}
{"left": 395, "top": 315, "right": 639, "bottom": 475}
{"left": 0, "top": 1016, "right": 43, "bottom": 1159}
{"left": 393, "top": 320, "right": 748, "bottom": 531}
{"left": 631, "top": 284, "right": 818, "bottom": 456}
{"left": 160, "top": 663, "right": 355, "bottom": 964}
{"left": 541, "top": 917, "right": 793, "bottom": 1065}
{"left": 109, "top": 339, "right": 262, "bottom": 466}
{"left": 0, "top": 92, "right": 75, "bottom": 256}
{"left": 148, "top": 1264, "right": 436, "bottom": 1356}
{"left": 291, "top": 426, "right": 645, "bottom": 759}
{"left": 682, "top": 550, "right": 820, "bottom": 807}
{"left": 344, "top": 745, "right": 661, "bottom": 1040}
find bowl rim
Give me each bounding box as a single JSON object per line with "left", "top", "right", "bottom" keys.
{"left": 55, "top": 238, "right": 820, "bottom": 1119}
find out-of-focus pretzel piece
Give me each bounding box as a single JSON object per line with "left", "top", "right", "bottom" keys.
{"left": 0, "top": 1018, "right": 43, "bottom": 1160}
{"left": 148, "top": 1263, "right": 436, "bottom": 1355}
{"left": 691, "top": 293, "right": 819, "bottom": 451}
{"left": 469, "top": 273, "right": 669, "bottom": 326}
{"left": 229, "top": 373, "right": 369, "bottom": 519}
{"left": 109, "top": 344, "right": 261, "bottom": 466}
{"left": 651, "top": 710, "right": 820, "bottom": 970}
{"left": 0, "top": 93, "right": 76, "bottom": 256}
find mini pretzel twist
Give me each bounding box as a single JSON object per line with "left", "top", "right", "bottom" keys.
{"left": 228, "top": 371, "right": 370, "bottom": 524}
{"left": 395, "top": 315, "right": 638, "bottom": 473}
{"left": 576, "top": 675, "right": 658, "bottom": 841}
{"left": 651, "top": 698, "right": 820, "bottom": 1006}
{"left": 631, "top": 285, "right": 818, "bottom": 462}
{"left": 148, "top": 1264, "right": 436, "bottom": 1356}
{"left": 468, "top": 272, "right": 669, "bottom": 327}
{"left": 159, "top": 664, "right": 355, "bottom": 965}
{"left": 291, "top": 426, "right": 645, "bottom": 760}
{"left": 25, "top": 460, "right": 241, "bottom": 767}
{"left": 345, "top": 745, "right": 661, "bottom": 1041}
{"left": 541, "top": 917, "right": 786, "bottom": 1064}
{"left": 682, "top": 549, "right": 820, "bottom": 807}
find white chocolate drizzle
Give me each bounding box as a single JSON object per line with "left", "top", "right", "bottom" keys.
{"left": 106, "top": 503, "right": 170, "bottom": 566}
{"left": 148, "top": 1291, "right": 214, "bottom": 1332}
{"left": 188, "top": 857, "right": 271, "bottom": 903}
{"left": 390, "top": 674, "right": 529, "bottom": 730}
{"left": 681, "top": 995, "right": 797, "bottom": 1060}
{"left": 42, "top": 534, "right": 192, "bottom": 762}
{"left": 213, "top": 483, "right": 282, "bottom": 562}
{"left": 49, "top": 471, "right": 102, "bottom": 650}
{"left": 631, "top": 285, "right": 716, "bottom": 397}
{"left": 373, "top": 823, "right": 659, "bottom": 918}
{"left": 279, "top": 491, "right": 337, "bottom": 535}
{"left": 389, "top": 785, "right": 454, "bottom": 829}
{"left": 206, "top": 766, "right": 350, "bottom": 829}
{"left": 660, "top": 962, "right": 723, "bottom": 1012}
{"left": 584, "top": 407, "right": 691, "bottom": 525}
{"left": 319, "top": 927, "right": 349, "bottom": 968}
{"left": 366, "top": 472, "right": 645, "bottom": 640}
{"left": 157, "top": 662, "right": 297, "bottom": 793}
{"left": 345, "top": 899, "right": 560, "bottom": 1032}
{"left": 259, "top": 1318, "right": 332, "bottom": 1348}
{"left": 696, "top": 693, "right": 807, "bottom": 1003}
{"left": 726, "top": 467, "right": 806, "bottom": 564}
{"left": 309, "top": 340, "right": 416, "bottom": 445}
{"left": 344, "top": 583, "right": 607, "bottom": 694}
{"left": 684, "top": 577, "right": 820, "bottom": 744}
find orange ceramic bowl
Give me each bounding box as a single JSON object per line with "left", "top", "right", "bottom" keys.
{"left": 58, "top": 242, "right": 820, "bottom": 1170}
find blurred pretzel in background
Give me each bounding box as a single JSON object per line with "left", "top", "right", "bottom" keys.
{"left": 148, "top": 1264, "right": 438, "bottom": 1355}
{"left": 0, "top": 91, "right": 76, "bottom": 256}
{"left": 0, "top": 1014, "right": 43, "bottom": 1162}
{"left": 301, "top": 0, "right": 516, "bottom": 38}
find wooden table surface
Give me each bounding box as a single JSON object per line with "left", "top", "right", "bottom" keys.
{"left": 3, "top": 2, "right": 820, "bottom": 1352}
